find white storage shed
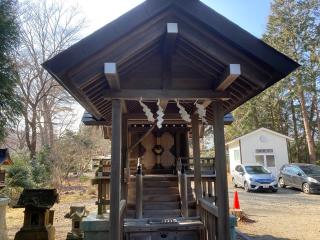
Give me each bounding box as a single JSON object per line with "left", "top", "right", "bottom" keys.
{"left": 226, "top": 128, "right": 293, "bottom": 176}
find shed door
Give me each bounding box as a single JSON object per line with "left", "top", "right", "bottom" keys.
{"left": 255, "top": 154, "right": 277, "bottom": 176}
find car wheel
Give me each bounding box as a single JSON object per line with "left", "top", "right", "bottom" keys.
{"left": 244, "top": 182, "right": 250, "bottom": 192}
{"left": 302, "top": 183, "right": 311, "bottom": 194}
{"left": 278, "top": 177, "right": 286, "bottom": 188}
{"left": 232, "top": 178, "right": 238, "bottom": 188}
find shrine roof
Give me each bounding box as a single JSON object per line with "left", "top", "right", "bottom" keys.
{"left": 0, "top": 149, "right": 13, "bottom": 165}
{"left": 43, "top": 0, "right": 299, "bottom": 126}
{"left": 14, "top": 189, "right": 59, "bottom": 209}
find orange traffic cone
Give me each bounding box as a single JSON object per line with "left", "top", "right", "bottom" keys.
{"left": 233, "top": 191, "right": 241, "bottom": 210}
{"left": 231, "top": 191, "right": 242, "bottom": 219}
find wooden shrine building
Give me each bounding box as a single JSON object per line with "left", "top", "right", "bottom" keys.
{"left": 43, "top": 0, "right": 299, "bottom": 239}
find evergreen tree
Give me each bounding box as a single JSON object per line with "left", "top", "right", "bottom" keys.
{"left": 226, "top": 0, "right": 320, "bottom": 163}
{"left": 0, "top": 0, "right": 21, "bottom": 142}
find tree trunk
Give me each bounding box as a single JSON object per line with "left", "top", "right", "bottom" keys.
{"left": 291, "top": 100, "right": 300, "bottom": 163}
{"left": 29, "top": 107, "right": 37, "bottom": 159}
{"left": 37, "top": 113, "right": 46, "bottom": 147}
{"left": 43, "top": 96, "right": 54, "bottom": 147}
{"left": 297, "top": 85, "right": 316, "bottom": 163}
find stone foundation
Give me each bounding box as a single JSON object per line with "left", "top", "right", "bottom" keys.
{"left": 81, "top": 213, "right": 110, "bottom": 240}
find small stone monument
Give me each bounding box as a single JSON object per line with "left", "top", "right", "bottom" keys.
{"left": 14, "top": 189, "right": 59, "bottom": 240}
{"left": 0, "top": 198, "right": 10, "bottom": 240}
{"left": 65, "top": 206, "right": 89, "bottom": 240}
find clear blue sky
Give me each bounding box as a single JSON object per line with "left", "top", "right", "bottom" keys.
{"left": 204, "top": 0, "right": 272, "bottom": 37}
{"left": 78, "top": 0, "right": 272, "bottom": 38}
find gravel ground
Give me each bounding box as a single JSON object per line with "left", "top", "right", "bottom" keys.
{"left": 229, "top": 185, "right": 320, "bottom": 240}
{"left": 6, "top": 182, "right": 319, "bottom": 240}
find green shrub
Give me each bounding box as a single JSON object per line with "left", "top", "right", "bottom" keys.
{"left": 6, "top": 160, "right": 34, "bottom": 189}
{"left": 79, "top": 175, "right": 90, "bottom": 183}
{"left": 31, "top": 146, "right": 53, "bottom": 186}
{"left": 0, "top": 186, "right": 24, "bottom": 202}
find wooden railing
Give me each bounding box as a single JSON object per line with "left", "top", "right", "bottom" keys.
{"left": 199, "top": 198, "right": 218, "bottom": 240}
{"left": 178, "top": 157, "right": 215, "bottom": 175}
{"left": 177, "top": 157, "right": 216, "bottom": 203}
{"left": 177, "top": 166, "right": 189, "bottom": 218}
{"left": 120, "top": 199, "right": 127, "bottom": 238}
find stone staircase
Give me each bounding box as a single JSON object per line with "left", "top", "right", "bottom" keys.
{"left": 127, "top": 174, "right": 196, "bottom": 218}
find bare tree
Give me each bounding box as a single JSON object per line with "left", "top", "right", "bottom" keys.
{"left": 16, "top": 0, "right": 85, "bottom": 158}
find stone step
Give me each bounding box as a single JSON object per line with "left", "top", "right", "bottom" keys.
{"left": 143, "top": 209, "right": 181, "bottom": 218}
{"left": 127, "top": 202, "right": 180, "bottom": 210}
{"left": 144, "top": 181, "right": 178, "bottom": 188}
{"left": 143, "top": 201, "right": 180, "bottom": 210}
{"left": 143, "top": 194, "right": 180, "bottom": 202}
{"left": 144, "top": 187, "right": 179, "bottom": 194}
{"left": 143, "top": 175, "right": 178, "bottom": 181}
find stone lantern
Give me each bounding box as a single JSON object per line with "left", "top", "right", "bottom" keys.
{"left": 65, "top": 206, "right": 89, "bottom": 240}
{"left": 14, "top": 189, "right": 59, "bottom": 240}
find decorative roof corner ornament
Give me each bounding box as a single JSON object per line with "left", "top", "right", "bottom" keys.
{"left": 176, "top": 99, "right": 191, "bottom": 123}
{"left": 139, "top": 98, "right": 155, "bottom": 122}
{"left": 156, "top": 99, "right": 164, "bottom": 128}
{"left": 195, "top": 101, "right": 208, "bottom": 125}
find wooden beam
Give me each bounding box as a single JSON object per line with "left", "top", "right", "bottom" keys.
{"left": 216, "top": 64, "right": 241, "bottom": 91}
{"left": 179, "top": 23, "right": 269, "bottom": 88}
{"left": 191, "top": 100, "right": 212, "bottom": 115}
{"left": 104, "top": 63, "right": 120, "bottom": 90}
{"left": 128, "top": 125, "right": 156, "bottom": 152}
{"left": 104, "top": 89, "right": 230, "bottom": 100}
{"left": 191, "top": 115, "right": 202, "bottom": 202}
{"left": 159, "top": 99, "right": 169, "bottom": 112}
{"left": 110, "top": 99, "right": 122, "bottom": 240}
{"left": 121, "top": 100, "right": 127, "bottom": 114}
{"left": 212, "top": 101, "right": 230, "bottom": 240}
{"left": 162, "top": 23, "right": 178, "bottom": 89}
{"left": 199, "top": 198, "right": 219, "bottom": 217}
{"left": 202, "top": 100, "right": 212, "bottom": 108}
{"left": 164, "top": 23, "right": 178, "bottom": 53}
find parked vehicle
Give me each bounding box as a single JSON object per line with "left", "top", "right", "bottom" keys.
{"left": 278, "top": 163, "right": 320, "bottom": 194}
{"left": 231, "top": 164, "right": 278, "bottom": 192}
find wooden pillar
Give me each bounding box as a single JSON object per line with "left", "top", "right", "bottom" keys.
{"left": 213, "top": 101, "right": 230, "bottom": 240}
{"left": 208, "top": 180, "right": 213, "bottom": 197}
{"left": 175, "top": 132, "right": 181, "bottom": 168}
{"left": 121, "top": 116, "right": 128, "bottom": 200}
{"left": 180, "top": 166, "right": 188, "bottom": 218}
{"left": 135, "top": 166, "right": 143, "bottom": 219}
{"left": 202, "top": 180, "right": 207, "bottom": 197}
{"left": 110, "top": 99, "right": 122, "bottom": 240}
{"left": 191, "top": 115, "right": 202, "bottom": 201}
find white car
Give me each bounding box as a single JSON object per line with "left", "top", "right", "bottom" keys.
{"left": 231, "top": 164, "right": 278, "bottom": 192}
